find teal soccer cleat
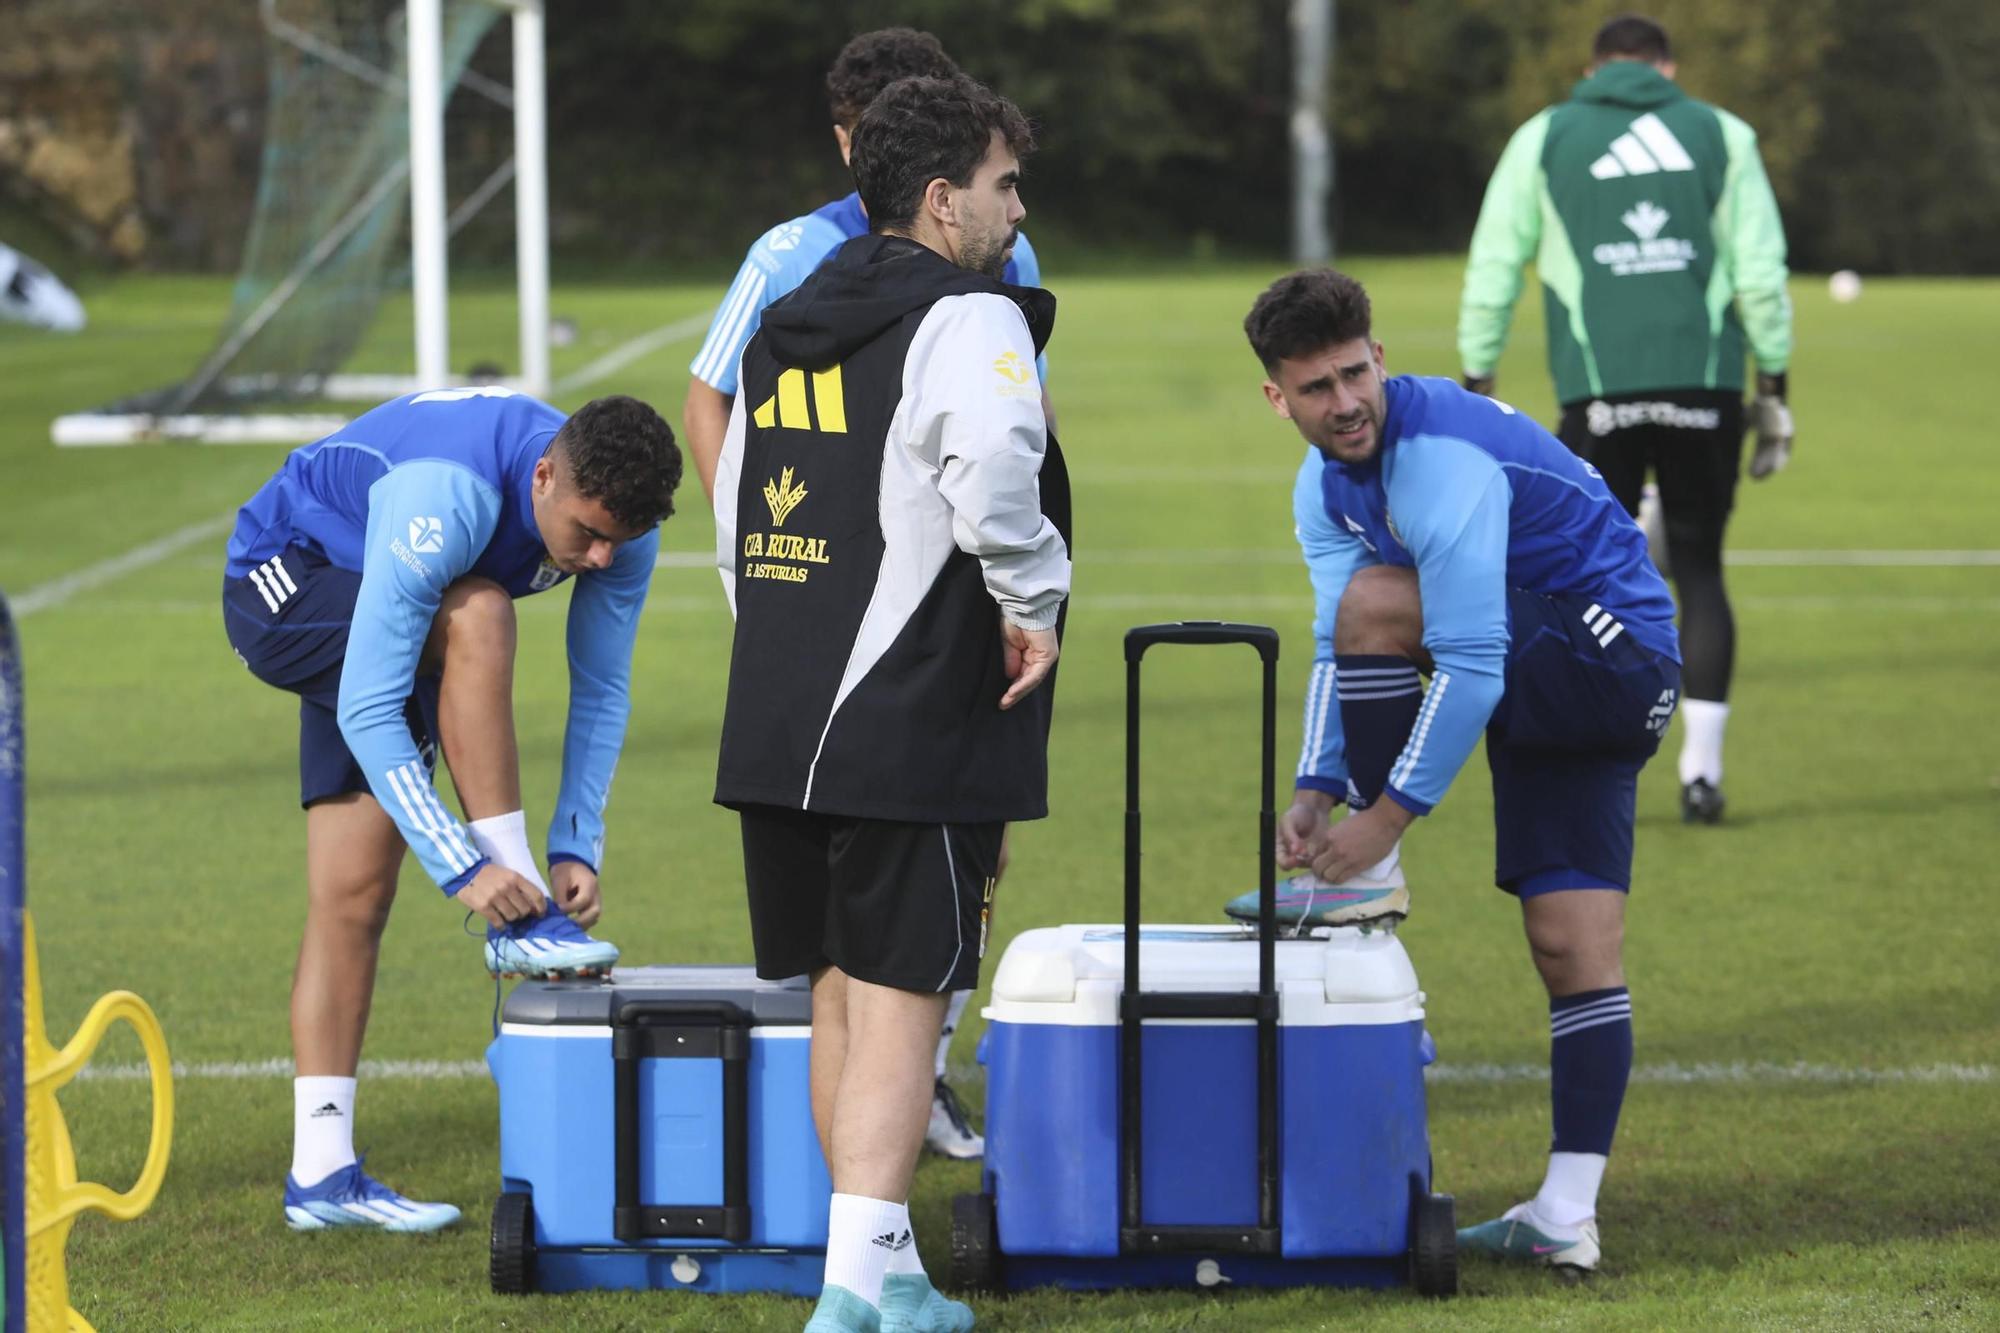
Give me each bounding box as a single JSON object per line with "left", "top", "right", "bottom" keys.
{"left": 484, "top": 907, "right": 619, "bottom": 978}
{"left": 804, "top": 1284, "right": 883, "bottom": 1333}
{"left": 880, "top": 1273, "right": 975, "bottom": 1332}
{"left": 283, "top": 1159, "right": 461, "bottom": 1233}
{"left": 1222, "top": 867, "right": 1409, "bottom": 931}
{"left": 1457, "top": 1201, "right": 1600, "bottom": 1272}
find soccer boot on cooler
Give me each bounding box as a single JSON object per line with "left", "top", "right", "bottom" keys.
{"left": 1223, "top": 865, "right": 1409, "bottom": 930}
{"left": 803, "top": 1284, "right": 883, "bottom": 1333}
{"left": 485, "top": 906, "right": 619, "bottom": 978}
{"left": 880, "top": 1273, "right": 975, "bottom": 1333}
{"left": 1457, "top": 1201, "right": 1600, "bottom": 1272}
{"left": 924, "top": 1076, "right": 984, "bottom": 1159}
{"left": 1681, "top": 778, "right": 1725, "bottom": 825}
{"left": 284, "top": 1158, "right": 461, "bottom": 1233}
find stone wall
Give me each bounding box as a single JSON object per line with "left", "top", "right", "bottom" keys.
{"left": 0, "top": 1, "right": 265, "bottom": 267}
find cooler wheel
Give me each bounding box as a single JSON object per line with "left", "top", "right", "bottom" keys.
{"left": 490, "top": 1190, "right": 536, "bottom": 1295}
{"left": 948, "top": 1191, "right": 1001, "bottom": 1292}
{"left": 1409, "top": 1191, "right": 1458, "bottom": 1297}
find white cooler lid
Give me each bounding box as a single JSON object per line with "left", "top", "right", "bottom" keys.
{"left": 984, "top": 924, "right": 1424, "bottom": 1028}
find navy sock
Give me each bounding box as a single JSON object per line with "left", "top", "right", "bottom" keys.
{"left": 1334, "top": 654, "right": 1424, "bottom": 809}
{"left": 1549, "top": 986, "right": 1633, "bottom": 1154}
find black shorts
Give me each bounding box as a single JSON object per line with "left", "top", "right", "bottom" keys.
{"left": 222, "top": 543, "right": 442, "bottom": 808}
{"left": 738, "top": 805, "right": 1002, "bottom": 993}
{"left": 1557, "top": 391, "right": 1744, "bottom": 549}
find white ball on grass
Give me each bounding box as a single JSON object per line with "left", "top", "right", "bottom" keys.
{"left": 1829, "top": 270, "right": 1863, "bottom": 303}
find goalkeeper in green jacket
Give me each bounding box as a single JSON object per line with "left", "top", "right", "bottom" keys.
{"left": 1457, "top": 14, "right": 1793, "bottom": 828}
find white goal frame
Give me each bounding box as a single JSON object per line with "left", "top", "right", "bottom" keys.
{"left": 52, "top": 0, "right": 549, "bottom": 447}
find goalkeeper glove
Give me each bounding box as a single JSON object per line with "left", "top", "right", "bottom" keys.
{"left": 1461, "top": 373, "right": 1496, "bottom": 397}
{"left": 1749, "top": 372, "right": 1793, "bottom": 479}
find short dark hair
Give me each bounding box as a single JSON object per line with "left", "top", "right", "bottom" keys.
{"left": 1593, "top": 14, "right": 1672, "bottom": 63}
{"left": 825, "top": 28, "right": 960, "bottom": 131}
{"left": 552, "top": 395, "right": 681, "bottom": 530}
{"left": 850, "top": 76, "right": 1034, "bottom": 233}
{"left": 1243, "top": 269, "right": 1374, "bottom": 370}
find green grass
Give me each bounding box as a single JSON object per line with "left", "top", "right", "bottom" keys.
{"left": 4, "top": 258, "right": 1997, "bottom": 1329}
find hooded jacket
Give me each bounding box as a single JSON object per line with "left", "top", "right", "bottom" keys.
{"left": 712, "top": 234, "right": 1071, "bottom": 823}
{"left": 1458, "top": 60, "right": 1792, "bottom": 403}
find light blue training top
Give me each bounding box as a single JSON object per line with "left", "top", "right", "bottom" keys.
{"left": 688, "top": 191, "right": 1044, "bottom": 394}
{"left": 1293, "top": 374, "right": 1678, "bottom": 815}
{"left": 227, "top": 387, "right": 658, "bottom": 891}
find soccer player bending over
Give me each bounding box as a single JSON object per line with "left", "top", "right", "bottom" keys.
{"left": 714, "top": 76, "right": 1066, "bottom": 1332}
{"left": 1233, "top": 269, "right": 1680, "bottom": 1272}
{"left": 223, "top": 389, "right": 679, "bottom": 1231}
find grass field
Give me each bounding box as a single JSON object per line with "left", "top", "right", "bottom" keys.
{"left": 3, "top": 257, "right": 1997, "bottom": 1330}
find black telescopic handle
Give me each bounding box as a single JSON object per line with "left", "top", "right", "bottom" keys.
{"left": 1124, "top": 620, "right": 1281, "bottom": 662}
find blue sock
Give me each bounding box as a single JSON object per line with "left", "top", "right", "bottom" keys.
{"left": 1334, "top": 654, "right": 1424, "bottom": 809}
{"left": 1548, "top": 986, "right": 1633, "bottom": 1155}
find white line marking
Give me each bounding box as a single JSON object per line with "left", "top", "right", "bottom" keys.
{"left": 1726, "top": 549, "right": 2000, "bottom": 566}
{"left": 550, "top": 310, "right": 716, "bottom": 395}
{"left": 73, "top": 1058, "right": 1993, "bottom": 1084}
{"left": 11, "top": 514, "right": 235, "bottom": 617}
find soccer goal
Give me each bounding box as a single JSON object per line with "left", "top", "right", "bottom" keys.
{"left": 51, "top": 0, "right": 550, "bottom": 447}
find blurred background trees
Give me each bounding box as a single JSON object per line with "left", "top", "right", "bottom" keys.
{"left": 3, "top": 0, "right": 1995, "bottom": 275}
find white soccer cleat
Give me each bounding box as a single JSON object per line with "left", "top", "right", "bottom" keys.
{"left": 924, "top": 1077, "right": 984, "bottom": 1159}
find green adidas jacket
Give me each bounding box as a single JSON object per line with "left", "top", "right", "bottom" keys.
{"left": 1457, "top": 61, "right": 1791, "bottom": 404}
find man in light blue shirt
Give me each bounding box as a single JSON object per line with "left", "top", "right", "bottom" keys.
{"left": 1227, "top": 269, "right": 1680, "bottom": 1275}
{"left": 224, "top": 389, "right": 680, "bottom": 1231}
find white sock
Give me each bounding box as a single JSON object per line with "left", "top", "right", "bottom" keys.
{"left": 468, "top": 810, "right": 551, "bottom": 896}
{"left": 823, "top": 1193, "right": 905, "bottom": 1308}
{"left": 937, "top": 991, "right": 972, "bottom": 1080}
{"left": 291, "top": 1075, "right": 357, "bottom": 1187}
{"left": 1677, "top": 698, "right": 1729, "bottom": 786}
{"left": 1532, "top": 1150, "right": 1607, "bottom": 1230}
{"left": 1364, "top": 839, "right": 1401, "bottom": 882}
{"left": 885, "top": 1218, "right": 925, "bottom": 1276}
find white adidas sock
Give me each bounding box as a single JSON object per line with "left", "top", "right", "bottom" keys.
{"left": 823, "top": 1193, "right": 905, "bottom": 1308}
{"left": 885, "top": 1217, "right": 925, "bottom": 1276}
{"left": 468, "top": 810, "right": 551, "bottom": 897}
{"left": 291, "top": 1075, "right": 358, "bottom": 1187}
{"left": 1532, "top": 1150, "right": 1607, "bottom": 1230}
{"left": 936, "top": 991, "right": 972, "bottom": 1080}
{"left": 1677, "top": 698, "right": 1729, "bottom": 786}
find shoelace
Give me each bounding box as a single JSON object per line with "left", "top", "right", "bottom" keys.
{"left": 467, "top": 910, "right": 509, "bottom": 1038}
{"left": 932, "top": 1078, "right": 976, "bottom": 1137}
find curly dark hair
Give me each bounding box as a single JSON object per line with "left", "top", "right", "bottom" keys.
{"left": 826, "top": 28, "right": 960, "bottom": 131}
{"left": 552, "top": 395, "right": 681, "bottom": 530}
{"left": 1243, "top": 269, "right": 1374, "bottom": 370}
{"left": 850, "top": 76, "right": 1034, "bottom": 234}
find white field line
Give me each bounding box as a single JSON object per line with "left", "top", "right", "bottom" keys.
{"left": 550, "top": 310, "right": 716, "bottom": 395}
{"left": 72, "top": 1057, "right": 1995, "bottom": 1085}
{"left": 10, "top": 514, "right": 235, "bottom": 617}
{"left": 659, "top": 549, "right": 2000, "bottom": 572}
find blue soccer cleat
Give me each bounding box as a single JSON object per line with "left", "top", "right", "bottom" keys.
{"left": 804, "top": 1284, "right": 883, "bottom": 1333}
{"left": 1457, "top": 1201, "right": 1600, "bottom": 1272}
{"left": 283, "top": 1159, "right": 461, "bottom": 1233}
{"left": 1222, "top": 866, "right": 1409, "bottom": 931}
{"left": 881, "top": 1272, "right": 975, "bottom": 1332}
{"left": 484, "top": 906, "right": 619, "bottom": 978}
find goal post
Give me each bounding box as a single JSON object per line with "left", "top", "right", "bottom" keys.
{"left": 51, "top": 0, "right": 550, "bottom": 447}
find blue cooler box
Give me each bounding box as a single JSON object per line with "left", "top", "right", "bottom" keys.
{"left": 485, "top": 966, "right": 831, "bottom": 1295}
{"left": 968, "top": 922, "right": 1449, "bottom": 1292}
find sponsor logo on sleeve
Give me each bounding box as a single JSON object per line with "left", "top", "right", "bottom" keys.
{"left": 390, "top": 515, "right": 446, "bottom": 581}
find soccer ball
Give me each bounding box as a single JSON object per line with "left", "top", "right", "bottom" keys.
{"left": 1828, "top": 270, "right": 1862, "bottom": 304}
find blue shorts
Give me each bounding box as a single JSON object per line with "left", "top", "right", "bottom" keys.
{"left": 1484, "top": 587, "right": 1680, "bottom": 896}
{"left": 222, "top": 544, "right": 441, "bottom": 808}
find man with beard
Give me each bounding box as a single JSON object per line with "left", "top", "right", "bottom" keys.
{"left": 712, "top": 76, "right": 1068, "bottom": 1332}
{"left": 686, "top": 25, "right": 1050, "bottom": 1162}
{"left": 1235, "top": 268, "right": 1680, "bottom": 1274}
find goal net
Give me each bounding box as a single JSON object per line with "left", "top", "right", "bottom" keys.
{"left": 53, "top": 0, "right": 548, "bottom": 446}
